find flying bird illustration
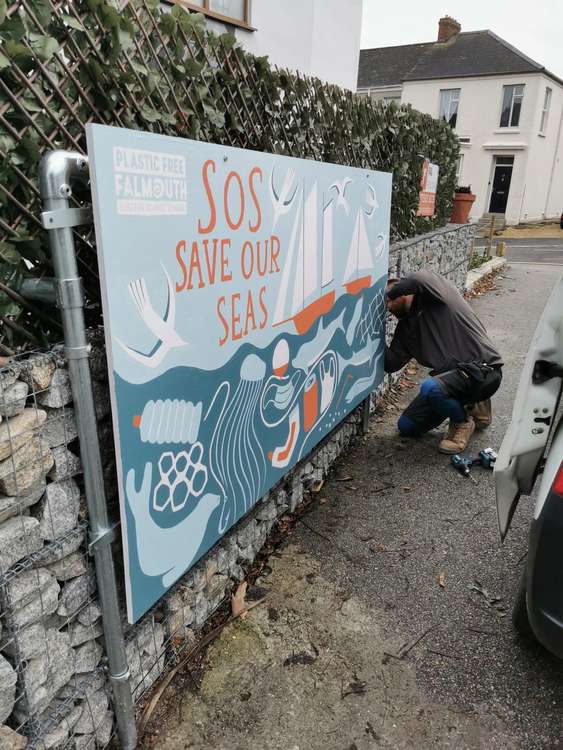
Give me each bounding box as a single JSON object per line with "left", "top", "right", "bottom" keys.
{"left": 366, "top": 184, "right": 379, "bottom": 217}
{"left": 116, "top": 264, "right": 187, "bottom": 369}
{"left": 270, "top": 167, "right": 298, "bottom": 226}
{"left": 329, "top": 177, "right": 352, "bottom": 215}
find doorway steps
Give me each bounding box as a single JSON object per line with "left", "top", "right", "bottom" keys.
{"left": 475, "top": 213, "right": 506, "bottom": 238}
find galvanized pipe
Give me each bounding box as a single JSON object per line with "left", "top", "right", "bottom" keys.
{"left": 39, "top": 151, "right": 137, "bottom": 750}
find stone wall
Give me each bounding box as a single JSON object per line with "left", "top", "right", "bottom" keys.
{"left": 0, "top": 224, "right": 473, "bottom": 749}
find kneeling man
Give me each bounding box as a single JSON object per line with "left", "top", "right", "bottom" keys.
{"left": 385, "top": 270, "right": 502, "bottom": 453}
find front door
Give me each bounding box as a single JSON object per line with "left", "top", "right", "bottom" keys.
{"left": 489, "top": 156, "right": 514, "bottom": 214}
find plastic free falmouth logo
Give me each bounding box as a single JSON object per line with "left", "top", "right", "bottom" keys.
{"left": 112, "top": 146, "right": 187, "bottom": 216}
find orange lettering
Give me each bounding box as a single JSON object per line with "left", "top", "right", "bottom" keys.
{"left": 248, "top": 166, "right": 262, "bottom": 233}
{"left": 258, "top": 285, "right": 268, "bottom": 329}
{"left": 217, "top": 296, "right": 229, "bottom": 346}
{"left": 224, "top": 171, "right": 244, "bottom": 231}
{"left": 270, "top": 235, "right": 281, "bottom": 273}
{"left": 231, "top": 293, "right": 242, "bottom": 340}
{"left": 175, "top": 240, "right": 187, "bottom": 292}
{"left": 244, "top": 291, "right": 257, "bottom": 336}
{"left": 220, "top": 239, "right": 232, "bottom": 282}
{"left": 203, "top": 238, "right": 219, "bottom": 285}
{"left": 188, "top": 241, "right": 205, "bottom": 290}
{"left": 241, "top": 240, "right": 254, "bottom": 280}
{"left": 198, "top": 160, "right": 217, "bottom": 234}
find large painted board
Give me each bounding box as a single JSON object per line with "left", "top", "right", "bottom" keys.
{"left": 86, "top": 124, "right": 392, "bottom": 622}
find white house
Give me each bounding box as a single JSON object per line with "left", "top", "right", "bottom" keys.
{"left": 171, "top": 0, "right": 364, "bottom": 91}
{"left": 358, "top": 17, "right": 563, "bottom": 225}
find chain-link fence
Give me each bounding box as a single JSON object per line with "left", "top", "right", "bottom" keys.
{"left": 0, "top": 350, "right": 113, "bottom": 749}
{"left": 0, "top": 0, "right": 459, "bottom": 353}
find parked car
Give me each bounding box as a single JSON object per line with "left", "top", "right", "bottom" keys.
{"left": 495, "top": 275, "right": 563, "bottom": 656}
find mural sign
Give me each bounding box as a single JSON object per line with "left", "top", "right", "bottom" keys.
{"left": 86, "top": 124, "right": 392, "bottom": 622}
{"left": 417, "top": 158, "right": 439, "bottom": 217}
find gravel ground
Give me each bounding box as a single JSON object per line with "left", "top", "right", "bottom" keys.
{"left": 153, "top": 263, "right": 563, "bottom": 750}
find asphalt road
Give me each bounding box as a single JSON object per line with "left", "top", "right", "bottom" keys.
{"left": 295, "top": 263, "right": 563, "bottom": 748}
{"left": 474, "top": 236, "right": 563, "bottom": 265}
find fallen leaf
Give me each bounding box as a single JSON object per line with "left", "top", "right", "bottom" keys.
{"left": 402, "top": 486, "right": 413, "bottom": 492}
{"left": 311, "top": 480, "right": 324, "bottom": 493}
{"left": 283, "top": 651, "right": 316, "bottom": 667}
{"left": 336, "top": 475, "right": 353, "bottom": 482}
{"left": 231, "top": 581, "right": 248, "bottom": 619}
{"left": 438, "top": 572, "right": 446, "bottom": 588}
{"left": 319, "top": 497, "right": 328, "bottom": 504}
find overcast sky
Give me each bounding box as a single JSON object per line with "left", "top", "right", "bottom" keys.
{"left": 360, "top": 0, "right": 563, "bottom": 80}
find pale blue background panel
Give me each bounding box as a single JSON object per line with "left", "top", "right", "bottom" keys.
{"left": 86, "top": 123, "right": 392, "bottom": 622}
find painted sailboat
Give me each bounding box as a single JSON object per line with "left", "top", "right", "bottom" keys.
{"left": 273, "top": 182, "right": 336, "bottom": 336}
{"left": 343, "top": 208, "right": 374, "bottom": 295}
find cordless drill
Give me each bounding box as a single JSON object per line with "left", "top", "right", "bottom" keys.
{"left": 451, "top": 447, "right": 497, "bottom": 478}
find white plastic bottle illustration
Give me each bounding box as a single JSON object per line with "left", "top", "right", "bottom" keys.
{"left": 133, "top": 399, "right": 202, "bottom": 444}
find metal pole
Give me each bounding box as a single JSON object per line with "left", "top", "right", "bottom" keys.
{"left": 360, "top": 395, "right": 371, "bottom": 435}
{"left": 39, "top": 151, "right": 137, "bottom": 750}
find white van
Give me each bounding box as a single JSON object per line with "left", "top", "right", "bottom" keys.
{"left": 495, "top": 275, "right": 563, "bottom": 655}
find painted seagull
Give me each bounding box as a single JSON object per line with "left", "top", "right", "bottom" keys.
{"left": 329, "top": 177, "right": 352, "bottom": 215}
{"left": 117, "top": 264, "right": 187, "bottom": 369}
{"left": 270, "top": 167, "right": 298, "bottom": 226}
{"left": 366, "top": 184, "right": 379, "bottom": 217}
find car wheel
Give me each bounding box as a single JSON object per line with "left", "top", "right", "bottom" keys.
{"left": 512, "top": 567, "right": 533, "bottom": 637}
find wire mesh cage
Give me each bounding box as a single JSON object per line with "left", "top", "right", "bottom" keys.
{"left": 0, "top": 350, "right": 116, "bottom": 749}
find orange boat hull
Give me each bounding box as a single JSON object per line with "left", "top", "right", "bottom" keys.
{"left": 293, "top": 291, "right": 336, "bottom": 335}
{"left": 344, "top": 275, "right": 371, "bottom": 295}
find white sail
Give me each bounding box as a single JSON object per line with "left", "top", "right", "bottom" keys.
{"left": 302, "top": 182, "right": 318, "bottom": 302}
{"left": 322, "top": 199, "right": 333, "bottom": 287}
{"left": 357, "top": 211, "right": 372, "bottom": 272}
{"left": 273, "top": 186, "right": 302, "bottom": 324}
{"left": 344, "top": 210, "right": 360, "bottom": 283}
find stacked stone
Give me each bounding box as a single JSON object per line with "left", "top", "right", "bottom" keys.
{"left": 0, "top": 351, "right": 115, "bottom": 749}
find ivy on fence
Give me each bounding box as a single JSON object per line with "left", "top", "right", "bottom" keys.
{"left": 0, "top": 0, "right": 459, "bottom": 352}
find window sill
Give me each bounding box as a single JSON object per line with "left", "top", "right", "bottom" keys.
{"left": 169, "top": 1, "right": 256, "bottom": 31}
{"left": 493, "top": 129, "right": 521, "bottom": 134}
{"left": 538, "top": 132, "right": 547, "bottom": 138}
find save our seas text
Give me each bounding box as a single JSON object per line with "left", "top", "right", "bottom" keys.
{"left": 175, "top": 160, "right": 281, "bottom": 346}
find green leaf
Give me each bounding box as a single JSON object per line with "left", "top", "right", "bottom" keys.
{"left": 61, "top": 14, "right": 85, "bottom": 31}
{"left": 0, "top": 50, "right": 9, "bottom": 69}
{"left": 0, "top": 0, "right": 6, "bottom": 24}
{"left": 160, "top": 13, "right": 177, "bottom": 36}
{"left": 202, "top": 103, "right": 225, "bottom": 129}
{"left": 0, "top": 242, "right": 20, "bottom": 265}
{"left": 140, "top": 105, "right": 161, "bottom": 123}
{"left": 29, "top": 35, "right": 59, "bottom": 62}
{"left": 0, "top": 134, "right": 16, "bottom": 152}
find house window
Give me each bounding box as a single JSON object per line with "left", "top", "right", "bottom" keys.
{"left": 439, "top": 88, "right": 460, "bottom": 128}
{"left": 456, "top": 153, "right": 464, "bottom": 183}
{"left": 500, "top": 84, "right": 524, "bottom": 128}
{"left": 540, "top": 87, "right": 552, "bottom": 134}
{"left": 177, "top": 0, "right": 252, "bottom": 29}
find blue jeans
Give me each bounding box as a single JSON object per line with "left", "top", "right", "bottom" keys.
{"left": 397, "top": 365, "right": 502, "bottom": 437}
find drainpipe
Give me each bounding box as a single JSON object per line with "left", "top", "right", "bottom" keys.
{"left": 545, "top": 103, "right": 563, "bottom": 218}
{"left": 39, "top": 151, "right": 137, "bottom": 750}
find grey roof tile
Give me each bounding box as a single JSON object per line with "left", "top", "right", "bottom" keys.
{"left": 358, "top": 30, "right": 562, "bottom": 89}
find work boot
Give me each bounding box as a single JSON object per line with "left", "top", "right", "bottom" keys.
{"left": 438, "top": 417, "right": 475, "bottom": 454}
{"left": 467, "top": 399, "right": 492, "bottom": 429}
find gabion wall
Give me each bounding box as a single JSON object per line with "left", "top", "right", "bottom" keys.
{"left": 0, "top": 224, "right": 473, "bottom": 749}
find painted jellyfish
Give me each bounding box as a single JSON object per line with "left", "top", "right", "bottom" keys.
{"left": 207, "top": 353, "right": 267, "bottom": 533}
{"left": 132, "top": 399, "right": 202, "bottom": 444}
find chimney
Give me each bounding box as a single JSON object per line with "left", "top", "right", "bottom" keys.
{"left": 438, "top": 16, "right": 461, "bottom": 43}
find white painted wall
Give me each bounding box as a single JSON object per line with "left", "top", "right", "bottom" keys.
{"left": 400, "top": 72, "right": 563, "bottom": 224}
{"left": 207, "top": 0, "right": 363, "bottom": 90}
